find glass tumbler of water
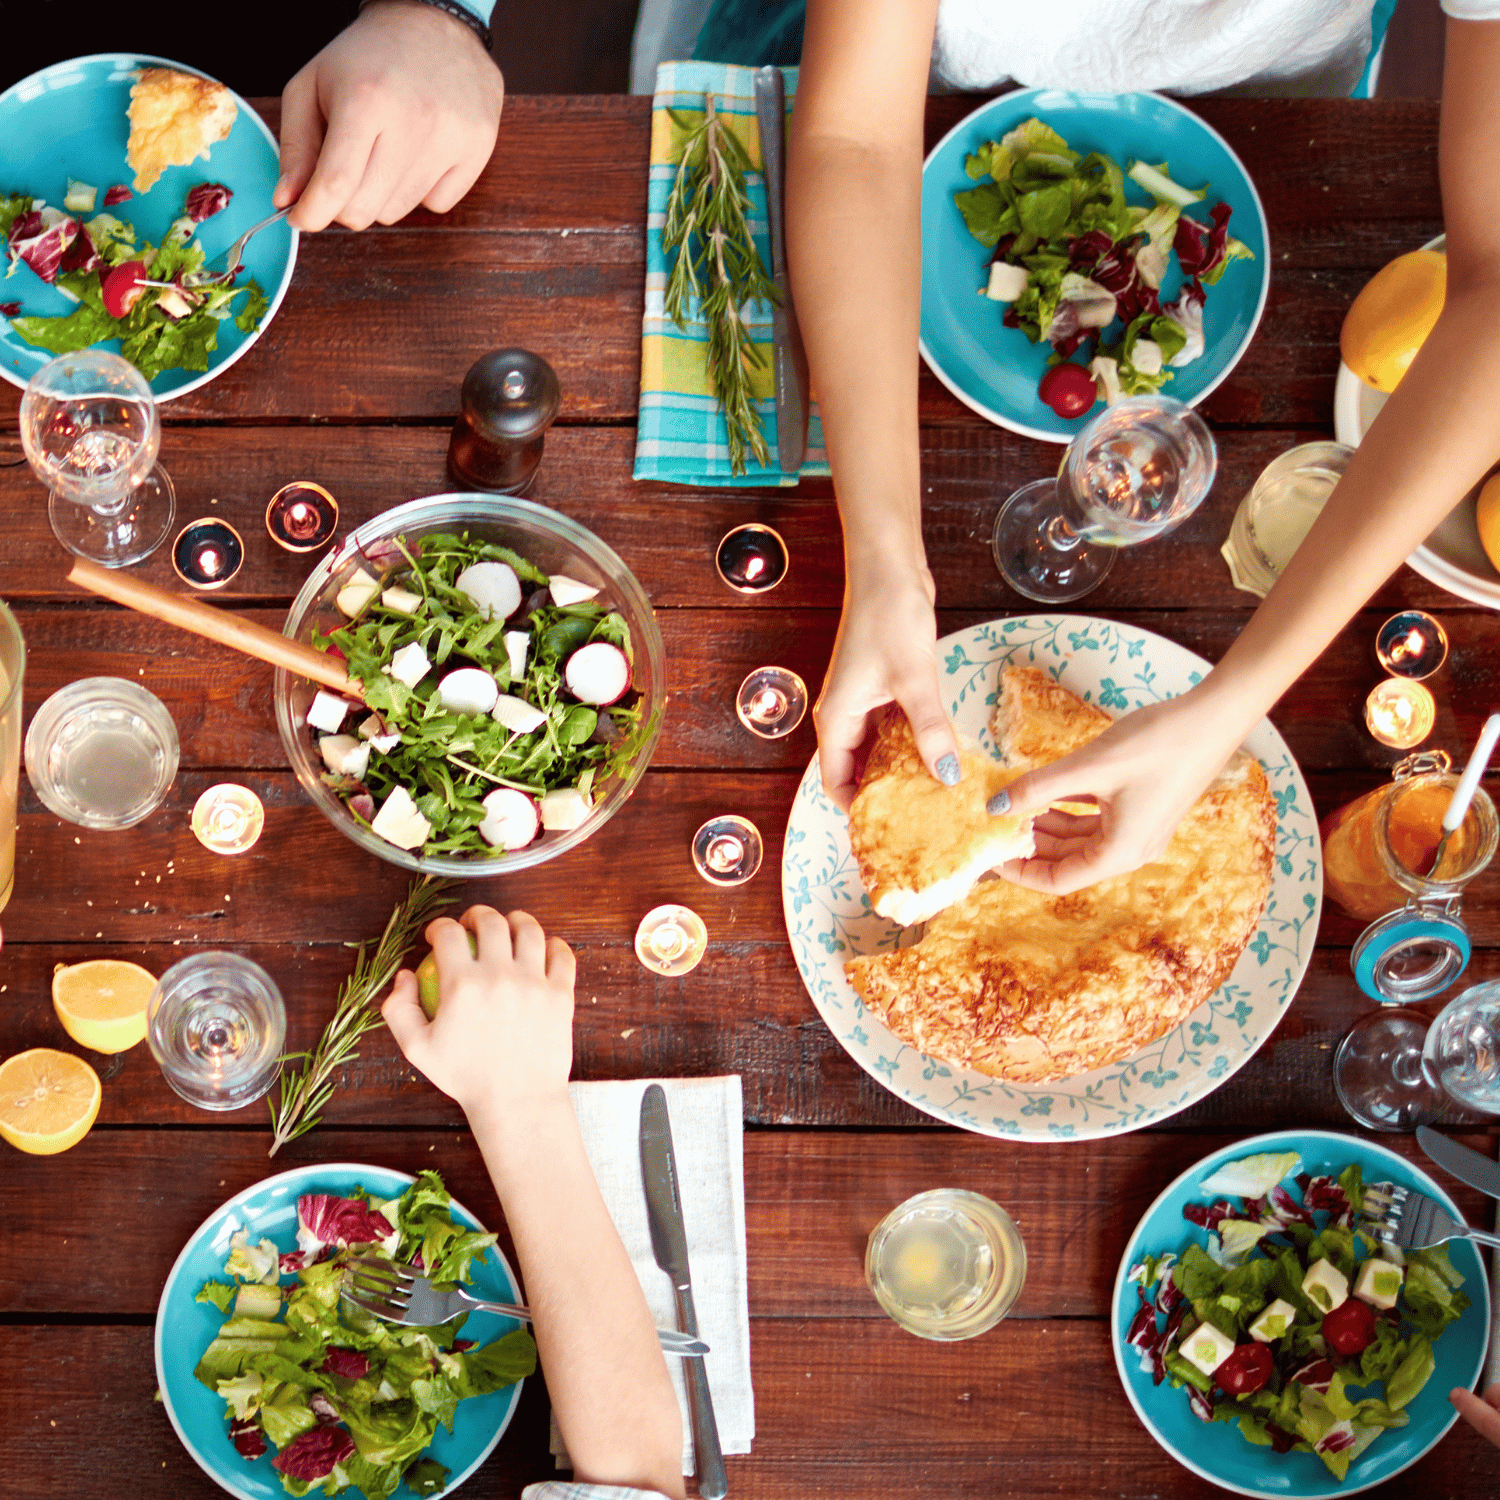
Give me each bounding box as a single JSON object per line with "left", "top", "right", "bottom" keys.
{"left": 147, "top": 953, "right": 287, "bottom": 1111}
{"left": 992, "top": 395, "right": 1216, "bottom": 604}
{"left": 19, "top": 349, "right": 176, "bottom": 568}
{"left": 865, "top": 1189, "right": 1027, "bottom": 1340}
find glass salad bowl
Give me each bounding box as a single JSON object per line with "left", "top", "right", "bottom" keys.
{"left": 274, "top": 493, "right": 666, "bottom": 876}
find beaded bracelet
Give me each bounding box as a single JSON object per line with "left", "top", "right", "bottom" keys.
{"left": 357, "top": 0, "right": 493, "bottom": 51}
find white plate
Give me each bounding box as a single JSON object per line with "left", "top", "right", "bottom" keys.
{"left": 1332, "top": 235, "right": 1500, "bottom": 608}
{"left": 781, "top": 615, "right": 1322, "bottom": 1141}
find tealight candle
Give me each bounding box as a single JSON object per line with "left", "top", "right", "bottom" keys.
{"left": 1375, "top": 610, "right": 1448, "bottom": 680}
{"left": 172, "top": 519, "right": 244, "bottom": 590}
{"left": 736, "top": 666, "right": 808, "bottom": 739}
{"left": 716, "top": 524, "right": 788, "bottom": 594}
{"left": 1365, "top": 678, "right": 1436, "bottom": 749}
{"left": 266, "top": 482, "right": 339, "bottom": 552}
{"left": 634, "top": 904, "right": 708, "bottom": 976}
{"left": 192, "top": 784, "right": 266, "bottom": 854}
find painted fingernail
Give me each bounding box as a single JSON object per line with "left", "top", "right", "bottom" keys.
{"left": 987, "top": 789, "right": 1011, "bottom": 816}
{"left": 936, "top": 754, "right": 960, "bottom": 786}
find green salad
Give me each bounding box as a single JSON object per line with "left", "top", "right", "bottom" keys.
{"left": 194, "top": 1171, "right": 535, "bottom": 1499}
{"left": 1126, "top": 1151, "right": 1469, "bottom": 1481}
{"left": 308, "top": 532, "right": 651, "bottom": 858}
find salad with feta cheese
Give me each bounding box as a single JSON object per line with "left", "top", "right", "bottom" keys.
{"left": 954, "top": 117, "right": 1254, "bottom": 417}
{"left": 308, "top": 531, "right": 651, "bottom": 859}
{"left": 193, "top": 1171, "right": 535, "bottom": 1500}
{"left": 0, "top": 180, "right": 268, "bottom": 381}
{"left": 1125, "top": 1150, "right": 1469, "bottom": 1481}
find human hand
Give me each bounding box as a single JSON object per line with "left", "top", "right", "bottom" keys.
{"left": 994, "top": 691, "right": 1244, "bottom": 896}
{"left": 1451, "top": 1383, "right": 1500, "bottom": 1445}
{"left": 276, "top": 0, "right": 504, "bottom": 232}
{"left": 815, "top": 563, "right": 959, "bottom": 811}
{"left": 383, "top": 906, "right": 575, "bottom": 1120}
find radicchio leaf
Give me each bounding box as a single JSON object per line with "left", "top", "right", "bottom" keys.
{"left": 58, "top": 226, "right": 100, "bottom": 275}
{"left": 229, "top": 1418, "right": 266, "bottom": 1459}
{"left": 1187, "top": 1386, "right": 1216, "bottom": 1422}
{"left": 186, "top": 183, "right": 233, "bottom": 223}
{"left": 295, "top": 1193, "right": 396, "bottom": 1255}
{"left": 103, "top": 185, "right": 133, "bottom": 208}
{"left": 0, "top": 302, "right": 18, "bottom": 317}
{"left": 1291, "top": 1357, "right": 1336, "bottom": 1392}
{"left": 1315, "top": 1420, "right": 1358, "bottom": 1455}
{"left": 8, "top": 211, "right": 79, "bottom": 284}
{"left": 1267, "top": 1423, "right": 1299, "bottom": 1454}
{"left": 1268, "top": 1184, "right": 1316, "bottom": 1227}
{"left": 1174, "top": 202, "right": 1234, "bottom": 280}
{"left": 309, "top": 1392, "right": 341, "bottom": 1425}
{"left": 1183, "top": 1199, "right": 1239, "bottom": 1233}
{"left": 1301, "top": 1175, "right": 1350, "bottom": 1216}
{"left": 320, "top": 1347, "right": 371, "bottom": 1380}
{"left": 271, "top": 1425, "right": 355, "bottom": 1481}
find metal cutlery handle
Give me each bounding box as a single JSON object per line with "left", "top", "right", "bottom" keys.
{"left": 676, "top": 1284, "right": 728, "bottom": 1499}
{"left": 453, "top": 1286, "right": 711, "bottom": 1355}
{"left": 1460, "top": 1225, "right": 1500, "bottom": 1251}
{"left": 753, "top": 68, "right": 788, "bottom": 276}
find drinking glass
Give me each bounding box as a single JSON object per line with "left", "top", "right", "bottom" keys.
{"left": 1334, "top": 980, "right": 1500, "bottom": 1131}
{"left": 18, "top": 350, "right": 176, "bottom": 567}
{"left": 146, "top": 952, "right": 287, "bottom": 1110}
{"left": 0, "top": 603, "right": 26, "bottom": 914}
{"left": 1224, "top": 441, "right": 1353, "bottom": 596}
{"left": 992, "top": 395, "right": 1216, "bottom": 603}
{"left": 865, "top": 1189, "right": 1027, "bottom": 1340}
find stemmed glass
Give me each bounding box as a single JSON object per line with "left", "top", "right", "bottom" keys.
{"left": 992, "top": 394, "right": 1216, "bottom": 603}
{"left": 19, "top": 350, "right": 176, "bottom": 567}
{"left": 1335, "top": 980, "right": 1500, "bottom": 1131}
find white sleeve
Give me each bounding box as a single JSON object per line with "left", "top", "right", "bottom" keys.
{"left": 1441, "top": 0, "right": 1500, "bottom": 19}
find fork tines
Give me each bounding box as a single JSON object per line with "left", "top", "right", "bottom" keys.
{"left": 344, "top": 1256, "right": 417, "bottom": 1308}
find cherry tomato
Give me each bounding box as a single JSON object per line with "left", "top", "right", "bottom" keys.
{"left": 1038, "top": 361, "right": 1098, "bottom": 419}
{"left": 101, "top": 260, "right": 149, "bottom": 319}
{"left": 1322, "top": 1297, "right": 1375, "bottom": 1356}
{"left": 1215, "top": 1340, "right": 1275, "bottom": 1397}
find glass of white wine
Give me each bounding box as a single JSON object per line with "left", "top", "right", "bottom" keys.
{"left": 992, "top": 395, "right": 1216, "bottom": 603}
{"left": 19, "top": 350, "right": 176, "bottom": 567}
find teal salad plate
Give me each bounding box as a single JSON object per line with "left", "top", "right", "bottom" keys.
{"left": 1111, "top": 1130, "right": 1490, "bottom": 1496}
{"left": 781, "top": 616, "right": 1322, "bottom": 1141}
{"left": 920, "top": 89, "right": 1270, "bottom": 443}
{"left": 155, "top": 1163, "right": 524, "bottom": 1500}
{"left": 0, "top": 53, "right": 297, "bottom": 399}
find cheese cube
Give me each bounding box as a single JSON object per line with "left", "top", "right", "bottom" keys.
{"left": 306, "top": 690, "right": 353, "bottom": 734}
{"left": 335, "top": 566, "right": 381, "bottom": 618}
{"left": 1248, "top": 1298, "right": 1297, "bottom": 1344}
{"left": 1301, "top": 1257, "right": 1349, "bottom": 1314}
{"left": 381, "top": 586, "right": 423, "bottom": 615}
{"left": 1353, "top": 1259, "right": 1403, "bottom": 1310}
{"left": 388, "top": 642, "right": 431, "bottom": 689}
{"left": 1181, "top": 1321, "right": 1237, "bottom": 1377}
{"left": 985, "top": 260, "right": 1029, "bottom": 303}
{"left": 370, "top": 786, "right": 431, "bottom": 850}
{"left": 357, "top": 715, "right": 401, "bottom": 753}
{"left": 318, "top": 735, "right": 370, "bottom": 781}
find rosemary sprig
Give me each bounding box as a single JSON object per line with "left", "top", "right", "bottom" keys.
{"left": 661, "top": 94, "right": 780, "bottom": 475}
{"left": 267, "top": 877, "right": 457, "bottom": 1156}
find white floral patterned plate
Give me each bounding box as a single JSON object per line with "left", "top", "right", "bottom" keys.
{"left": 781, "top": 615, "right": 1322, "bottom": 1140}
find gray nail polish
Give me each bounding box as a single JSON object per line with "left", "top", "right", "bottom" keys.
{"left": 936, "top": 753, "right": 960, "bottom": 786}
{"left": 987, "top": 789, "right": 1011, "bottom": 816}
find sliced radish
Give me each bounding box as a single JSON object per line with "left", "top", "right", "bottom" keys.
{"left": 318, "top": 734, "right": 371, "bottom": 780}
{"left": 437, "top": 667, "right": 500, "bottom": 717}
{"left": 455, "top": 561, "right": 521, "bottom": 622}
{"left": 348, "top": 791, "right": 376, "bottom": 823}
{"left": 336, "top": 566, "right": 381, "bottom": 619}
{"left": 306, "top": 690, "right": 353, "bottom": 734}
{"left": 548, "top": 574, "right": 600, "bottom": 607}
{"left": 371, "top": 785, "right": 432, "bottom": 850}
{"left": 564, "top": 641, "right": 631, "bottom": 706}
{"left": 492, "top": 694, "right": 548, "bottom": 734}
{"left": 381, "top": 586, "right": 423, "bottom": 615}
{"left": 503, "top": 629, "right": 529, "bottom": 681}
{"left": 539, "top": 786, "right": 592, "bottom": 831}
{"left": 478, "top": 787, "right": 539, "bottom": 849}
{"left": 101, "top": 260, "right": 149, "bottom": 318}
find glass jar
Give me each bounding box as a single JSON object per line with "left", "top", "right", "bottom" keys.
{"left": 1320, "top": 752, "right": 1499, "bottom": 1003}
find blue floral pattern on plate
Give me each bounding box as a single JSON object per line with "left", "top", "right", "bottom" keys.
{"left": 780, "top": 615, "right": 1323, "bottom": 1141}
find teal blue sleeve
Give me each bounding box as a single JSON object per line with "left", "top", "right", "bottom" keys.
{"left": 453, "top": 0, "right": 496, "bottom": 21}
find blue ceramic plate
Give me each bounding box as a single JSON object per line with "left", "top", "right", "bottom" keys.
{"left": 920, "top": 89, "right": 1270, "bottom": 443}
{"left": 155, "top": 1163, "right": 525, "bottom": 1500}
{"left": 0, "top": 53, "right": 297, "bottom": 400}
{"left": 1110, "top": 1129, "right": 1490, "bottom": 1497}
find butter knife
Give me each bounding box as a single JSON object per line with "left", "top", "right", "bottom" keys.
{"left": 753, "top": 65, "right": 810, "bottom": 476}
{"left": 1416, "top": 1125, "right": 1500, "bottom": 1200}
{"left": 640, "top": 1083, "right": 728, "bottom": 1499}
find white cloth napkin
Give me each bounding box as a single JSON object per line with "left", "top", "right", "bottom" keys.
{"left": 548, "top": 1075, "right": 754, "bottom": 1474}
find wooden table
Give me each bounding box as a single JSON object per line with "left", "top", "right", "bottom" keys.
{"left": 1, "top": 94, "right": 1497, "bottom": 1500}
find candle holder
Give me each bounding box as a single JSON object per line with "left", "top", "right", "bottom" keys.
{"left": 736, "top": 666, "right": 808, "bottom": 739}
{"left": 1375, "top": 610, "right": 1448, "bottom": 680}
{"left": 191, "top": 784, "right": 266, "bottom": 854}
{"left": 266, "top": 482, "right": 339, "bottom": 553}
{"left": 716, "top": 524, "right": 788, "bottom": 594}
{"left": 172, "top": 518, "right": 244, "bottom": 591}
{"left": 634, "top": 904, "right": 708, "bottom": 976}
{"left": 1365, "top": 678, "right": 1436, "bottom": 750}
{"left": 691, "top": 815, "right": 764, "bottom": 886}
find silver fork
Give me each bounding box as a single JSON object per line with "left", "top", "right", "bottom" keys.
{"left": 343, "top": 1255, "right": 711, "bottom": 1357}
{"left": 1359, "top": 1180, "right": 1500, "bottom": 1253}
{"left": 185, "top": 208, "right": 290, "bottom": 287}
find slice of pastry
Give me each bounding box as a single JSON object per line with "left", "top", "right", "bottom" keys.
{"left": 846, "top": 707, "right": 1035, "bottom": 927}
{"left": 990, "top": 664, "right": 1112, "bottom": 769}
{"left": 126, "top": 69, "right": 238, "bottom": 194}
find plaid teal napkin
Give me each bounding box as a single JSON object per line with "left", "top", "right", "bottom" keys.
{"left": 634, "top": 59, "right": 829, "bottom": 488}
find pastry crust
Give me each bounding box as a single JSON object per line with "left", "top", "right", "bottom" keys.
{"left": 844, "top": 666, "right": 1277, "bottom": 1083}
{"left": 126, "top": 68, "right": 238, "bottom": 193}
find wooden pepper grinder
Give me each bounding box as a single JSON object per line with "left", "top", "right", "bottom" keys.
{"left": 447, "top": 348, "right": 561, "bottom": 494}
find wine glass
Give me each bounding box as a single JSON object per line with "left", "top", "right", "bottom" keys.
{"left": 19, "top": 350, "right": 176, "bottom": 567}
{"left": 1334, "top": 980, "right": 1500, "bottom": 1131}
{"left": 991, "top": 395, "right": 1216, "bottom": 603}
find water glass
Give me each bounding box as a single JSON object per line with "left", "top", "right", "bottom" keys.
{"left": 147, "top": 952, "right": 287, "bottom": 1110}
{"left": 865, "top": 1189, "right": 1027, "bottom": 1340}
{"left": 18, "top": 350, "right": 176, "bottom": 567}
{"left": 1225, "top": 441, "right": 1354, "bottom": 596}
{"left": 992, "top": 395, "right": 1216, "bottom": 603}
{"left": 0, "top": 603, "right": 25, "bottom": 914}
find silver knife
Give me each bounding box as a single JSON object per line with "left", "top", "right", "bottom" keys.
{"left": 753, "top": 65, "right": 810, "bottom": 476}
{"left": 1416, "top": 1125, "right": 1500, "bottom": 1199}
{"left": 640, "top": 1083, "right": 728, "bottom": 1499}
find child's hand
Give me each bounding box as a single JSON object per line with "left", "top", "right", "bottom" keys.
{"left": 1451, "top": 1383, "right": 1500, "bottom": 1446}
{"left": 383, "top": 906, "right": 575, "bottom": 1120}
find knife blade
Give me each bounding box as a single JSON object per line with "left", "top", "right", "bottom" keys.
{"left": 640, "top": 1083, "right": 728, "bottom": 1499}
{"left": 753, "top": 65, "right": 810, "bottom": 476}
{"left": 1416, "top": 1125, "right": 1500, "bottom": 1200}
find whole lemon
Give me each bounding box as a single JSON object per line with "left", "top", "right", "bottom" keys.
{"left": 1476, "top": 473, "right": 1500, "bottom": 575}
{"left": 1341, "top": 249, "right": 1446, "bottom": 393}
{"left": 415, "top": 931, "right": 478, "bottom": 1019}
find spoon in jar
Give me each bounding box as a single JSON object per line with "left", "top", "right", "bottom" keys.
{"left": 1425, "top": 713, "right": 1500, "bottom": 877}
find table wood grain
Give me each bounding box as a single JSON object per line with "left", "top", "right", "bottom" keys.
{"left": 1, "top": 93, "right": 1496, "bottom": 1500}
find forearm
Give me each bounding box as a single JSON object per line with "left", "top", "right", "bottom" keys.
{"left": 469, "top": 1094, "right": 684, "bottom": 1498}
